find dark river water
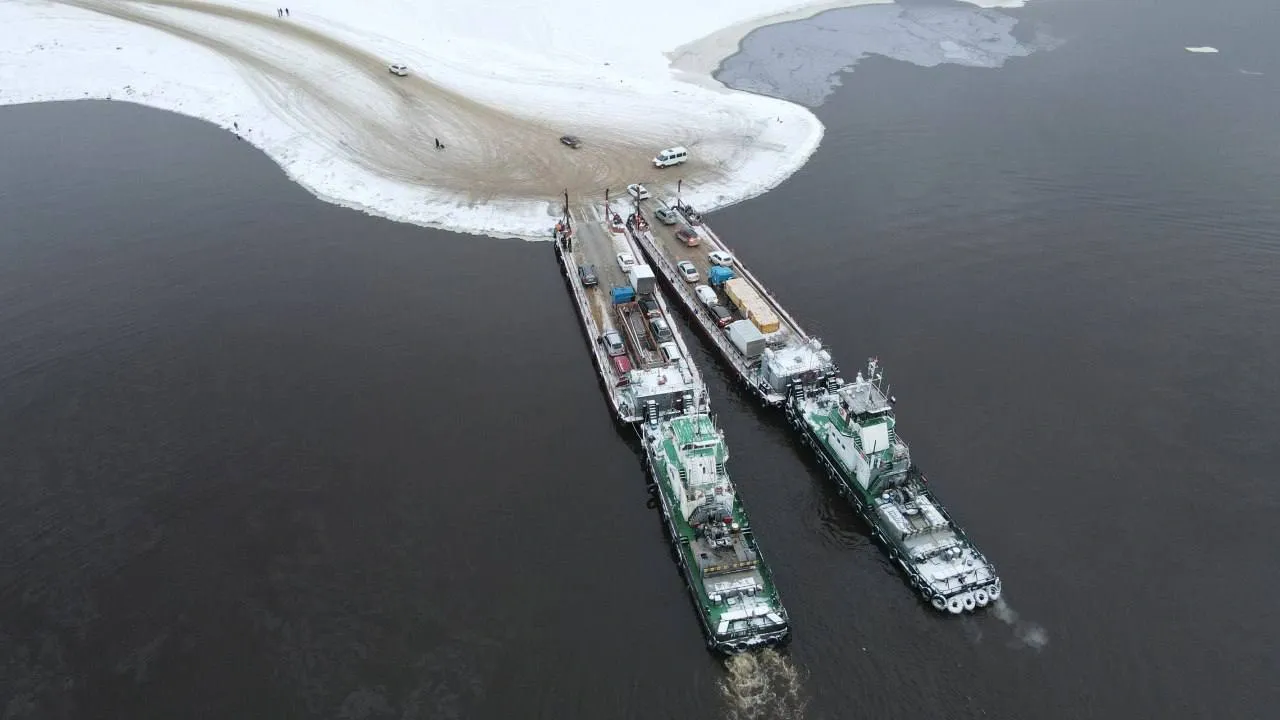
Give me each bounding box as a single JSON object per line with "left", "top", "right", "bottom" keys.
{"left": 2, "top": 1, "right": 1278, "bottom": 718}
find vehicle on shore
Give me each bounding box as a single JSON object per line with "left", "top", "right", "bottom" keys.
{"left": 653, "top": 146, "right": 689, "bottom": 168}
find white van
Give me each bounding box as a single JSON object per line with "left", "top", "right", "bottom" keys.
{"left": 652, "top": 146, "right": 689, "bottom": 168}
{"left": 659, "top": 342, "right": 683, "bottom": 363}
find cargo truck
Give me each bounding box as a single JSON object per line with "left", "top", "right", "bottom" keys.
{"left": 726, "top": 320, "right": 766, "bottom": 359}
{"left": 629, "top": 265, "right": 657, "bottom": 295}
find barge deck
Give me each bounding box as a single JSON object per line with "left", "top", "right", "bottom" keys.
{"left": 555, "top": 201, "right": 706, "bottom": 423}
{"left": 622, "top": 186, "right": 1002, "bottom": 614}
{"left": 627, "top": 198, "right": 838, "bottom": 404}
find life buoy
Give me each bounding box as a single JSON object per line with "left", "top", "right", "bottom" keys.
{"left": 963, "top": 594, "right": 977, "bottom": 612}
{"left": 947, "top": 596, "right": 964, "bottom": 614}
{"left": 988, "top": 583, "right": 1001, "bottom": 600}
{"left": 974, "top": 588, "right": 990, "bottom": 607}
{"left": 931, "top": 595, "right": 947, "bottom": 611}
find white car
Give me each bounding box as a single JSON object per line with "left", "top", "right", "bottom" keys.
{"left": 617, "top": 252, "right": 636, "bottom": 273}
{"left": 627, "top": 183, "right": 650, "bottom": 200}
{"left": 677, "top": 260, "right": 699, "bottom": 283}
{"left": 388, "top": 63, "right": 409, "bottom": 77}
{"left": 708, "top": 250, "right": 735, "bottom": 267}
{"left": 694, "top": 284, "right": 718, "bottom": 307}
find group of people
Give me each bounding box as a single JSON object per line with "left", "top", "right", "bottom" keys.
{"left": 275, "top": 8, "right": 290, "bottom": 17}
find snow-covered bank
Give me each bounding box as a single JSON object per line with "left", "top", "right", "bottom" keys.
{"left": 1, "top": 0, "right": 1017, "bottom": 239}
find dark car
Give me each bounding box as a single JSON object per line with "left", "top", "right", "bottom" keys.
{"left": 560, "top": 135, "right": 582, "bottom": 149}
{"left": 674, "top": 227, "right": 700, "bottom": 247}
{"left": 578, "top": 264, "right": 598, "bottom": 286}
{"left": 638, "top": 296, "right": 661, "bottom": 318}
{"left": 708, "top": 304, "right": 734, "bottom": 328}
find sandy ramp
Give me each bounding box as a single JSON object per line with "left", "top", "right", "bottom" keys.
{"left": 0, "top": 0, "right": 900, "bottom": 239}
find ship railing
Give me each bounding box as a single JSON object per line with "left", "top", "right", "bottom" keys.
{"left": 714, "top": 610, "right": 788, "bottom": 639}
{"left": 718, "top": 623, "right": 788, "bottom": 643}
{"left": 702, "top": 558, "right": 760, "bottom": 578}
{"left": 929, "top": 572, "right": 997, "bottom": 595}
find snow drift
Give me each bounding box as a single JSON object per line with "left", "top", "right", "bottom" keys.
{"left": 1, "top": 0, "right": 1030, "bottom": 239}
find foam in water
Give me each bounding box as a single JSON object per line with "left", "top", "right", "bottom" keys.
{"left": 990, "top": 598, "right": 1049, "bottom": 650}
{"left": 719, "top": 649, "right": 808, "bottom": 720}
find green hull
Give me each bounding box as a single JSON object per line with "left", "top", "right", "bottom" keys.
{"left": 644, "top": 416, "right": 790, "bottom": 652}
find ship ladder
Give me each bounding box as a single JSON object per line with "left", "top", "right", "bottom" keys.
{"left": 645, "top": 400, "right": 659, "bottom": 426}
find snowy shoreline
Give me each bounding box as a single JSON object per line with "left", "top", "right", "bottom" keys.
{"left": 1, "top": 0, "right": 1026, "bottom": 241}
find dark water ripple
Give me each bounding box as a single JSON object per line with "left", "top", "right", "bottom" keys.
{"left": 3, "top": 0, "right": 1280, "bottom": 718}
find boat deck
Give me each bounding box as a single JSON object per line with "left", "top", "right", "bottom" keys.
{"left": 570, "top": 211, "right": 629, "bottom": 335}
{"left": 638, "top": 201, "right": 808, "bottom": 342}
{"left": 558, "top": 201, "right": 709, "bottom": 422}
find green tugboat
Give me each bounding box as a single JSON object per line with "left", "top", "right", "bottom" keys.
{"left": 788, "top": 358, "right": 1000, "bottom": 613}
{"left": 642, "top": 414, "right": 790, "bottom": 651}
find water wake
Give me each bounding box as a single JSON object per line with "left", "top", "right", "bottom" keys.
{"left": 719, "top": 649, "right": 807, "bottom": 720}
{"left": 991, "top": 598, "right": 1049, "bottom": 650}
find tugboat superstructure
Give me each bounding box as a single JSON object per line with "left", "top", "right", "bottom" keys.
{"left": 643, "top": 414, "right": 790, "bottom": 650}
{"left": 789, "top": 359, "right": 1000, "bottom": 613}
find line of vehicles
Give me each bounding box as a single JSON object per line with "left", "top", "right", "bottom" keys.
{"left": 552, "top": 171, "right": 1002, "bottom": 652}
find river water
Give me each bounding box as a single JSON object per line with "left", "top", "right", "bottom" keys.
{"left": 2, "top": 1, "right": 1277, "bottom": 718}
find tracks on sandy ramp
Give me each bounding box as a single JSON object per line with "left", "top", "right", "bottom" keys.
{"left": 53, "top": 0, "right": 726, "bottom": 203}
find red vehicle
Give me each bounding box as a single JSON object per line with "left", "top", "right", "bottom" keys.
{"left": 611, "top": 354, "right": 633, "bottom": 379}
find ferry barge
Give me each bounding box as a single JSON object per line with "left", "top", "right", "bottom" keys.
{"left": 554, "top": 196, "right": 791, "bottom": 647}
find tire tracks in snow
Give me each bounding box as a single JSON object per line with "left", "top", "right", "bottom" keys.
{"left": 51, "top": 0, "right": 726, "bottom": 204}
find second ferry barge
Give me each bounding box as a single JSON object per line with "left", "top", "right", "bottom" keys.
{"left": 626, "top": 187, "right": 1001, "bottom": 614}
{"left": 625, "top": 196, "right": 839, "bottom": 404}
